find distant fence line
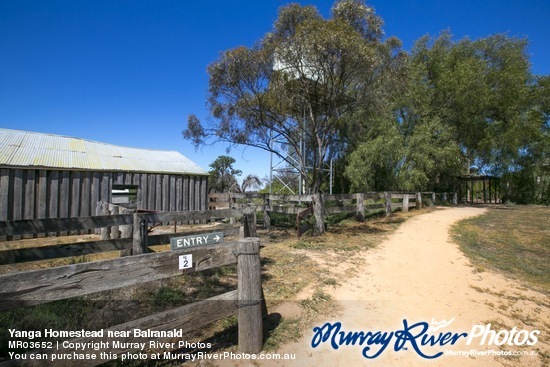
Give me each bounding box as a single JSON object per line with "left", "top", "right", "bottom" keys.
{"left": 209, "top": 191, "right": 458, "bottom": 236}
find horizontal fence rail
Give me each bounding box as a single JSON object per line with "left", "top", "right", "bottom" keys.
{"left": 0, "top": 206, "right": 263, "bottom": 366}
{"left": 0, "top": 241, "right": 239, "bottom": 312}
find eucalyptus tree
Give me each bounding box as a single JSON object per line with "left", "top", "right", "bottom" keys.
{"left": 184, "top": 0, "right": 405, "bottom": 235}
{"left": 208, "top": 156, "right": 242, "bottom": 193}
{"left": 407, "top": 32, "right": 538, "bottom": 176}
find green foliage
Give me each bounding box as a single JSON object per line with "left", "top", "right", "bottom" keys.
{"left": 184, "top": 0, "right": 406, "bottom": 197}
{"left": 208, "top": 155, "right": 242, "bottom": 193}
{"left": 186, "top": 1, "right": 548, "bottom": 204}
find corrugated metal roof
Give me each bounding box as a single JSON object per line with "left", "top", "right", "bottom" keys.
{"left": 0, "top": 128, "right": 208, "bottom": 175}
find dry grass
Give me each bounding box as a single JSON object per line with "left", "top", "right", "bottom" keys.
{"left": 451, "top": 205, "right": 549, "bottom": 294}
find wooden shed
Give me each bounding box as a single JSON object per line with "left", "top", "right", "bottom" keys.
{"left": 0, "top": 128, "right": 209, "bottom": 223}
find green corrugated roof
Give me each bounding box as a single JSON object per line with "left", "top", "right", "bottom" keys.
{"left": 0, "top": 128, "right": 208, "bottom": 175}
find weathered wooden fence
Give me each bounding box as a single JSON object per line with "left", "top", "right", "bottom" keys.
{"left": 208, "top": 191, "right": 457, "bottom": 237}
{"left": 0, "top": 208, "right": 263, "bottom": 366}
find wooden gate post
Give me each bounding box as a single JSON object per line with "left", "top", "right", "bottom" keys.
{"left": 416, "top": 192, "right": 422, "bottom": 209}
{"left": 132, "top": 213, "right": 148, "bottom": 255}
{"left": 431, "top": 192, "right": 436, "bottom": 206}
{"left": 453, "top": 192, "right": 458, "bottom": 205}
{"left": 356, "top": 193, "right": 365, "bottom": 221}
{"left": 237, "top": 238, "right": 263, "bottom": 354}
{"left": 240, "top": 207, "right": 257, "bottom": 239}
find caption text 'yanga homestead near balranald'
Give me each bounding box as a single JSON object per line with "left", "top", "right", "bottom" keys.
{"left": 0, "top": 128, "right": 208, "bottom": 229}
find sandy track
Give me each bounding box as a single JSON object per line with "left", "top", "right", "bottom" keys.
{"left": 219, "top": 207, "right": 548, "bottom": 367}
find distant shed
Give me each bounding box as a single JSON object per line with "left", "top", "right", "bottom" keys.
{"left": 0, "top": 128, "right": 209, "bottom": 222}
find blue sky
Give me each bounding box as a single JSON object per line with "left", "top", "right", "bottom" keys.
{"left": 1, "top": 0, "right": 548, "bottom": 182}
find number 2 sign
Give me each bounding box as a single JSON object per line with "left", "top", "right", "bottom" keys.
{"left": 179, "top": 254, "right": 193, "bottom": 270}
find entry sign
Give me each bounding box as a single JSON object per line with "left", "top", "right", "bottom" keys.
{"left": 170, "top": 232, "right": 224, "bottom": 250}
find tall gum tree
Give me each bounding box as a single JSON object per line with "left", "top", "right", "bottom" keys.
{"left": 184, "top": 0, "right": 406, "bottom": 235}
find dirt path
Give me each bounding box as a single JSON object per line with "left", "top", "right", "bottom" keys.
{"left": 219, "top": 207, "right": 548, "bottom": 367}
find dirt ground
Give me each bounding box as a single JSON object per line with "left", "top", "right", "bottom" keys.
{"left": 218, "top": 207, "right": 548, "bottom": 367}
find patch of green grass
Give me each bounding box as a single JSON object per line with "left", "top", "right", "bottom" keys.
{"left": 263, "top": 317, "right": 301, "bottom": 352}
{"left": 451, "top": 206, "right": 549, "bottom": 294}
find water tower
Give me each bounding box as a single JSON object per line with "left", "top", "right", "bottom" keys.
{"left": 269, "top": 47, "right": 337, "bottom": 195}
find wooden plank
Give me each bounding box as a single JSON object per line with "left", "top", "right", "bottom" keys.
{"left": 0, "top": 169, "right": 9, "bottom": 240}
{"left": 0, "top": 290, "right": 238, "bottom": 367}
{"left": 70, "top": 171, "right": 81, "bottom": 235}
{"left": 59, "top": 171, "right": 70, "bottom": 218}
{"left": 47, "top": 171, "right": 59, "bottom": 237}
{"left": 58, "top": 171, "right": 70, "bottom": 236}
{"left": 175, "top": 175, "right": 183, "bottom": 213}
{"left": 201, "top": 176, "right": 208, "bottom": 211}
{"left": 194, "top": 177, "right": 201, "bottom": 223}
{"left": 12, "top": 169, "right": 23, "bottom": 239}
{"left": 183, "top": 176, "right": 189, "bottom": 212}
{"left": 90, "top": 172, "right": 100, "bottom": 221}
{"left": 162, "top": 174, "right": 170, "bottom": 211}
{"left": 13, "top": 169, "right": 23, "bottom": 221}
{"left": 0, "top": 241, "right": 239, "bottom": 311}
{"left": 155, "top": 174, "right": 163, "bottom": 211}
{"left": 268, "top": 206, "right": 304, "bottom": 215}
{"left": 148, "top": 174, "right": 156, "bottom": 210}
{"left": 101, "top": 173, "right": 111, "bottom": 204}
{"left": 324, "top": 205, "right": 356, "bottom": 215}
{"left": 170, "top": 175, "right": 176, "bottom": 212}
{"left": 148, "top": 208, "right": 245, "bottom": 224}
{"left": 37, "top": 170, "right": 47, "bottom": 219}
{"left": 80, "top": 172, "right": 91, "bottom": 218}
{"left": 0, "top": 238, "right": 132, "bottom": 264}
{"left": 323, "top": 194, "right": 355, "bottom": 201}
{"left": 268, "top": 194, "right": 312, "bottom": 202}
{"left": 24, "top": 170, "right": 36, "bottom": 220}
{"left": 0, "top": 214, "right": 134, "bottom": 237}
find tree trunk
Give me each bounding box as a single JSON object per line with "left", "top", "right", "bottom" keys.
{"left": 312, "top": 193, "right": 325, "bottom": 236}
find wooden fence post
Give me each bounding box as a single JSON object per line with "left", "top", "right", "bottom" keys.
{"left": 100, "top": 202, "right": 110, "bottom": 240}
{"left": 132, "top": 213, "right": 148, "bottom": 255}
{"left": 120, "top": 207, "right": 133, "bottom": 239}
{"left": 443, "top": 192, "right": 448, "bottom": 203}
{"left": 402, "top": 194, "right": 409, "bottom": 213}
{"left": 416, "top": 192, "right": 422, "bottom": 209}
{"left": 356, "top": 193, "right": 365, "bottom": 221}
{"left": 240, "top": 207, "right": 257, "bottom": 239}
{"left": 453, "top": 192, "right": 458, "bottom": 205}
{"left": 110, "top": 204, "right": 120, "bottom": 239}
{"left": 431, "top": 192, "right": 436, "bottom": 206}
{"left": 263, "top": 195, "right": 271, "bottom": 229}
{"left": 237, "top": 237, "right": 263, "bottom": 354}
{"left": 384, "top": 192, "right": 392, "bottom": 217}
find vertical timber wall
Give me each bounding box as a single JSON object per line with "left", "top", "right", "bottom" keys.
{"left": 0, "top": 168, "right": 208, "bottom": 223}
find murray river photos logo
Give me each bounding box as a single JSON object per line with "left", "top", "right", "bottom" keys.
{"left": 311, "top": 318, "right": 540, "bottom": 359}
